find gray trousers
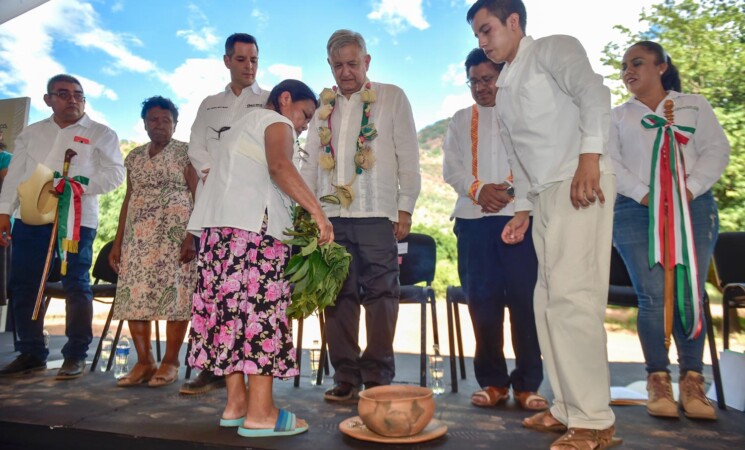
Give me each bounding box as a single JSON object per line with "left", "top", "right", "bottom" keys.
{"left": 326, "top": 218, "right": 400, "bottom": 386}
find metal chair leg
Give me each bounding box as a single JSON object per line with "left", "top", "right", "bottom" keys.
{"left": 704, "top": 294, "right": 726, "bottom": 410}
{"left": 91, "top": 299, "right": 116, "bottom": 372}
{"left": 294, "top": 317, "right": 304, "bottom": 387}
{"left": 446, "top": 287, "right": 458, "bottom": 393}
{"left": 155, "top": 321, "right": 161, "bottom": 362}
{"left": 317, "top": 312, "right": 327, "bottom": 385}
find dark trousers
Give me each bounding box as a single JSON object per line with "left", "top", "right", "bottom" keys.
{"left": 325, "top": 218, "right": 399, "bottom": 386}
{"left": 9, "top": 221, "right": 96, "bottom": 361}
{"left": 454, "top": 216, "right": 542, "bottom": 391}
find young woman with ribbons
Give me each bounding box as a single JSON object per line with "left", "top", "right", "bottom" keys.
{"left": 609, "top": 41, "right": 730, "bottom": 420}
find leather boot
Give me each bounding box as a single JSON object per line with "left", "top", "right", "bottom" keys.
{"left": 646, "top": 371, "right": 678, "bottom": 418}
{"left": 679, "top": 371, "right": 717, "bottom": 420}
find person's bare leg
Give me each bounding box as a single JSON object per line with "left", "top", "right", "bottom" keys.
{"left": 224, "top": 372, "right": 248, "bottom": 420}
{"left": 123, "top": 320, "right": 155, "bottom": 379}
{"left": 151, "top": 320, "right": 188, "bottom": 383}
{"left": 242, "top": 374, "right": 307, "bottom": 429}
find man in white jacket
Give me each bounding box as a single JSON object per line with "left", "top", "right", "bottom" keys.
{"left": 468, "top": 1, "right": 620, "bottom": 449}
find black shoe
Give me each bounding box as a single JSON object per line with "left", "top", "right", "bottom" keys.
{"left": 56, "top": 358, "right": 86, "bottom": 380}
{"left": 0, "top": 354, "right": 47, "bottom": 377}
{"left": 179, "top": 370, "right": 226, "bottom": 395}
{"left": 364, "top": 381, "right": 382, "bottom": 390}
{"left": 324, "top": 381, "right": 361, "bottom": 402}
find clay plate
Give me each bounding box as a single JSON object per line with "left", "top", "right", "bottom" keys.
{"left": 339, "top": 416, "right": 447, "bottom": 444}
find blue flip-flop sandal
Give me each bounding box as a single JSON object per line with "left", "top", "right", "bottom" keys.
{"left": 237, "top": 409, "right": 308, "bottom": 437}
{"left": 219, "top": 416, "right": 245, "bottom": 427}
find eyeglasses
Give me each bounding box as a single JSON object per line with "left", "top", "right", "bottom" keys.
{"left": 466, "top": 76, "right": 496, "bottom": 88}
{"left": 49, "top": 91, "right": 86, "bottom": 102}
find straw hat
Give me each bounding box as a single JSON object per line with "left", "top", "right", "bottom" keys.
{"left": 17, "top": 163, "right": 57, "bottom": 225}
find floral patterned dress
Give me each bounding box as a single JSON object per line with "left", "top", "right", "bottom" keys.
{"left": 186, "top": 223, "right": 298, "bottom": 378}
{"left": 112, "top": 139, "right": 196, "bottom": 321}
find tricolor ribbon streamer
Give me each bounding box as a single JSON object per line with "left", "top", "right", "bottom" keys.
{"left": 642, "top": 113, "right": 701, "bottom": 340}
{"left": 53, "top": 172, "right": 89, "bottom": 275}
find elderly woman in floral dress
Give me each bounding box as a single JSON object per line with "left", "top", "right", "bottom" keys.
{"left": 109, "top": 96, "right": 198, "bottom": 387}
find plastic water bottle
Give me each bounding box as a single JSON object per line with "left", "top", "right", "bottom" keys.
{"left": 309, "top": 339, "right": 321, "bottom": 385}
{"left": 429, "top": 344, "right": 445, "bottom": 395}
{"left": 114, "top": 335, "right": 131, "bottom": 379}
{"left": 99, "top": 332, "right": 114, "bottom": 372}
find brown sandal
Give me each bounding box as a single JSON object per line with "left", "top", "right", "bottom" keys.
{"left": 522, "top": 409, "right": 568, "bottom": 433}
{"left": 550, "top": 427, "right": 622, "bottom": 450}
{"left": 148, "top": 363, "right": 179, "bottom": 388}
{"left": 471, "top": 386, "right": 509, "bottom": 407}
{"left": 116, "top": 364, "right": 157, "bottom": 387}
{"left": 514, "top": 390, "right": 549, "bottom": 410}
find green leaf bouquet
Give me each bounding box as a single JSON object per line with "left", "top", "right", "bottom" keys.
{"left": 283, "top": 206, "right": 351, "bottom": 319}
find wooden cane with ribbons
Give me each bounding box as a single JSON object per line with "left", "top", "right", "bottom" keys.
{"left": 643, "top": 100, "right": 703, "bottom": 349}
{"left": 32, "top": 149, "right": 76, "bottom": 320}
{"left": 662, "top": 100, "right": 675, "bottom": 349}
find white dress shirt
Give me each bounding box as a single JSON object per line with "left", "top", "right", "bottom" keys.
{"left": 609, "top": 91, "right": 730, "bottom": 203}
{"left": 496, "top": 35, "right": 613, "bottom": 211}
{"left": 443, "top": 104, "right": 514, "bottom": 218}
{"left": 188, "top": 82, "right": 269, "bottom": 176}
{"left": 300, "top": 81, "right": 421, "bottom": 221}
{"left": 0, "top": 114, "right": 124, "bottom": 229}
{"left": 187, "top": 109, "right": 296, "bottom": 240}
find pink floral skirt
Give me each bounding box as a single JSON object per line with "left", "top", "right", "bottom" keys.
{"left": 187, "top": 225, "right": 298, "bottom": 378}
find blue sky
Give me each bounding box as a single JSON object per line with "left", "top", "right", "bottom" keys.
{"left": 0, "top": 0, "right": 649, "bottom": 143}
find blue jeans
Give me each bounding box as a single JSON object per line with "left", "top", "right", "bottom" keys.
{"left": 9, "top": 221, "right": 96, "bottom": 361}
{"left": 454, "top": 216, "right": 542, "bottom": 391}
{"left": 613, "top": 192, "right": 718, "bottom": 374}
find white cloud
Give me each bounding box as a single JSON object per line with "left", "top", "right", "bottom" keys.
{"left": 76, "top": 75, "right": 118, "bottom": 101}
{"left": 111, "top": 1, "right": 124, "bottom": 13}
{"left": 368, "top": 0, "right": 429, "bottom": 35}
{"left": 437, "top": 92, "right": 473, "bottom": 120}
{"left": 441, "top": 62, "right": 465, "bottom": 86}
{"left": 251, "top": 8, "right": 269, "bottom": 33}
{"left": 0, "top": 0, "right": 161, "bottom": 118}
{"left": 267, "top": 64, "right": 303, "bottom": 82}
{"left": 176, "top": 28, "right": 219, "bottom": 52}
{"left": 176, "top": 3, "right": 219, "bottom": 52}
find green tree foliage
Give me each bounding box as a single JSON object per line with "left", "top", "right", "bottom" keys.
{"left": 603, "top": 0, "right": 745, "bottom": 230}
{"left": 93, "top": 140, "right": 139, "bottom": 256}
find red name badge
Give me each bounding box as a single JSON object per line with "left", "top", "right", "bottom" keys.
{"left": 73, "top": 136, "right": 90, "bottom": 144}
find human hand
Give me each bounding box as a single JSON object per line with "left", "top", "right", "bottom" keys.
{"left": 0, "top": 214, "right": 11, "bottom": 247}
{"left": 393, "top": 211, "right": 412, "bottom": 241}
{"left": 640, "top": 194, "right": 649, "bottom": 206}
{"left": 179, "top": 235, "right": 196, "bottom": 264}
{"left": 478, "top": 183, "right": 512, "bottom": 213}
{"left": 108, "top": 242, "right": 122, "bottom": 274}
{"left": 312, "top": 210, "right": 334, "bottom": 246}
{"left": 501, "top": 211, "right": 530, "bottom": 245}
{"left": 571, "top": 153, "right": 604, "bottom": 209}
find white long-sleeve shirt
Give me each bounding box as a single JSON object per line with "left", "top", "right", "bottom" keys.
{"left": 188, "top": 82, "right": 269, "bottom": 177}
{"left": 496, "top": 35, "right": 613, "bottom": 211}
{"left": 300, "top": 81, "right": 421, "bottom": 221}
{"left": 608, "top": 91, "right": 730, "bottom": 203}
{"left": 0, "top": 114, "right": 123, "bottom": 229}
{"left": 443, "top": 104, "right": 514, "bottom": 218}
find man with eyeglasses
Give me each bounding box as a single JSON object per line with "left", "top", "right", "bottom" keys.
{"left": 0, "top": 74, "right": 124, "bottom": 379}
{"left": 182, "top": 33, "right": 269, "bottom": 395}
{"left": 443, "top": 48, "right": 545, "bottom": 411}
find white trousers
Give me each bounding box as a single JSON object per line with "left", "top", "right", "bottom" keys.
{"left": 532, "top": 174, "right": 616, "bottom": 430}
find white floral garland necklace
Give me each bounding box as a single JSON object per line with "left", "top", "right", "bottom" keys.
{"left": 316, "top": 82, "right": 378, "bottom": 208}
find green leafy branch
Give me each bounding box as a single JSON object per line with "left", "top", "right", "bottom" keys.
{"left": 282, "top": 206, "right": 351, "bottom": 319}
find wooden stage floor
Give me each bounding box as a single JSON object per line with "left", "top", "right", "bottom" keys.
{"left": 0, "top": 333, "right": 743, "bottom": 450}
